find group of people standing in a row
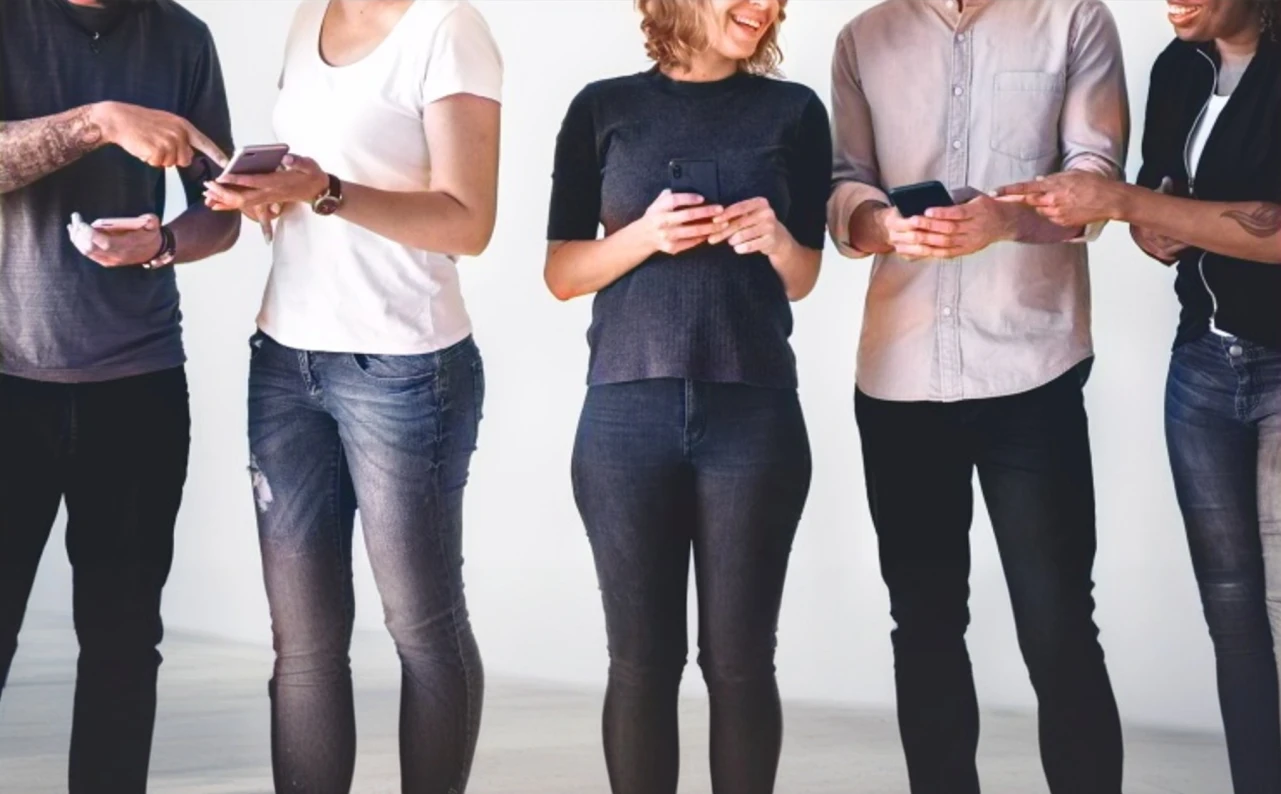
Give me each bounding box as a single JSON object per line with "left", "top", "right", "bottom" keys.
{"left": 0, "top": 0, "right": 1278, "bottom": 792}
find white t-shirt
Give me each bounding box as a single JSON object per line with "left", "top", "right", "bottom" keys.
{"left": 259, "top": 0, "right": 503, "bottom": 354}
{"left": 1188, "top": 93, "right": 1230, "bottom": 177}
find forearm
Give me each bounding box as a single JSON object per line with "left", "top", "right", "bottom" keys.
{"left": 545, "top": 222, "right": 654, "bottom": 301}
{"left": 1120, "top": 187, "right": 1281, "bottom": 264}
{"left": 769, "top": 238, "right": 821, "bottom": 301}
{"left": 169, "top": 204, "right": 240, "bottom": 264}
{"left": 0, "top": 105, "right": 107, "bottom": 194}
{"left": 336, "top": 183, "right": 495, "bottom": 257}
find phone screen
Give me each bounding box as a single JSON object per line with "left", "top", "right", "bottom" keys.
{"left": 888, "top": 181, "right": 956, "bottom": 219}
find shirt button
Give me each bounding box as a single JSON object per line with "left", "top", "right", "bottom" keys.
{"left": 1229, "top": 344, "right": 1244, "bottom": 357}
{"left": 942, "top": 307, "right": 954, "bottom": 317}
{"left": 952, "top": 140, "right": 963, "bottom": 150}
{"left": 953, "top": 86, "right": 964, "bottom": 96}
{"left": 956, "top": 34, "right": 966, "bottom": 43}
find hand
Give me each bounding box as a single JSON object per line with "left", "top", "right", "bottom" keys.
{"left": 244, "top": 203, "right": 284, "bottom": 243}
{"left": 93, "top": 101, "right": 228, "bottom": 170}
{"left": 890, "top": 194, "right": 1018, "bottom": 259}
{"left": 72, "top": 213, "right": 163, "bottom": 268}
{"left": 203, "top": 154, "right": 329, "bottom": 214}
{"left": 638, "top": 190, "right": 724, "bottom": 256}
{"left": 1130, "top": 178, "right": 1187, "bottom": 265}
{"left": 708, "top": 197, "right": 796, "bottom": 259}
{"left": 996, "top": 171, "right": 1123, "bottom": 228}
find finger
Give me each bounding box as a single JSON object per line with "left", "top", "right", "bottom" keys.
{"left": 216, "top": 172, "right": 276, "bottom": 189}
{"left": 668, "top": 205, "right": 724, "bottom": 226}
{"left": 923, "top": 205, "right": 971, "bottom": 221}
{"left": 995, "top": 181, "right": 1046, "bottom": 198}
{"left": 183, "top": 122, "right": 229, "bottom": 169}
{"left": 203, "top": 181, "right": 244, "bottom": 208}
{"left": 1158, "top": 177, "right": 1174, "bottom": 196}
{"left": 912, "top": 217, "right": 962, "bottom": 235}
{"left": 142, "top": 214, "right": 160, "bottom": 231}
{"left": 1025, "top": 194, "right": 1059, "bottom": 209}
{"left": 259, "top": 217, "right": 274, "bottom": 244}
{"left": 727, "top": 224, "right": 769, "bottom": 249}
{"left": 734, "top": 235, "right": 773, "bottom": 255}
{"left": 663, "top": 191, "right": 707, "bottom": 210}
{"left": 667, "top": 220, "right": 721, "bottom": 241}
{"left": 712, "top": 198, "right": 769, "bottom": 225}
{"left": 88, "top": 231, "right": 112, "bottom": 251}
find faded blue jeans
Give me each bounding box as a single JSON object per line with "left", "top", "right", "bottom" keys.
{"left": 1167, "top": 331, "right": 1281, "bottom": 794}
{"left": 247, "top": 331, "right": 485, "bottom": 794}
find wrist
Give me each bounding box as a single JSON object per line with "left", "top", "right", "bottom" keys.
{"left": 89, "top": 102, "right": 119, "bottom": 143}
{"left": 1112, "top": 183, "right": 1138, "bottom": 224}
{"left": 851, "top": 200, "right": 892, "bottom": 253}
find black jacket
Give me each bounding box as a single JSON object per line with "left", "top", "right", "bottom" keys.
{"left": 1137, "top": 36, "right": 1281, "bottom": 351}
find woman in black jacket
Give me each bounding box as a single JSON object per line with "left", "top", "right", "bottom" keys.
{"left": 998, "top": 1, "right": 1281, "bottom": 791}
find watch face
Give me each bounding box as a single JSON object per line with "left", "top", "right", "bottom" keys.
{"left": 314, "top": 196, "right": 341, "bottom": 216}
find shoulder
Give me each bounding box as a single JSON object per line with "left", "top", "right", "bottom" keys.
{"left": 840, "top": 0, "right": 916, "bottom": 40}
{"left": 411, "top": 0, "right": 497, "bottom": 45}
{"left": 750, "top": 76, "right": 824, "bottom": 115}
{"left": 566, "top": 73, "right": 652, "bottom": 113}
{"left": 147, "top": 0, "right": 218, "bottom": 47}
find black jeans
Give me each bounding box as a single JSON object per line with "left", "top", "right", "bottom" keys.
{"left": 0, "top": 368, "right": 190, "bottom": 794}
{"left": 855, "top": 365, "right": 1122, "bottom": 794}
{"left": 1167, "top": 333, "right": 1281, "bottom": 794}
{"left": 571, "top": 380, "right": 811, "bottom": 794}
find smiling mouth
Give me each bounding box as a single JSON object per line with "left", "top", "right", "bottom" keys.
{"left": 731, "top": 13, "right": 764, "bottom": 34}
{"left": 1168, "top": 3, "right": 1201, "bottom": 23}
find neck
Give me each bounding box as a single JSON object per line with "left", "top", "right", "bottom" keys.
{"left": 665, "top": 52, "right": 739, "bottom": 83}
{"left": 1217, "top": 21, "right": 1262, "bottom": 61}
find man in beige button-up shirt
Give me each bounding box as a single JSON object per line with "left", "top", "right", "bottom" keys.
{"left": 828, "top": 1, "right": 1130, "bottom": 792}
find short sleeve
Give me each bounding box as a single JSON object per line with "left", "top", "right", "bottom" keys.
{"left": 421, "top": 3, "right": 503, "bottom": 106}
{"left": 785, "top": 94, "right": 833, "bottom": 252}
{"left": 547, "top": 88, "right": 602, "bottom": 242}
{"left": 179, "top": 30, "right": 234, "bottom": 205}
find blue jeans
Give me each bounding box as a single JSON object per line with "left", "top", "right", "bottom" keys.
{"left": 1167, "top": 332, "right": 1281, "bottom": 794}
{"left": 571, "top": 380, "right": 812, "bottom": 794}
{"left": 247, "top": 332, "right": 485, "bottom": 794}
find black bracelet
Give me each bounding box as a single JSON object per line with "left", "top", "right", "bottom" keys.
{"left": 142, "top": 226, "right": 175, "bottom": 270}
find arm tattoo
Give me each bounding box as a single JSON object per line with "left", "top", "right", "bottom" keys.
{"left": 1222, "top": 203, "right": 1281, "bottom": 239}
{"left": 0, "top": 107, "right": 105, "bottom": 194}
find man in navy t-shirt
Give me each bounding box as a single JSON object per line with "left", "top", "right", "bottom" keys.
{"left": 0, "top": 1, "right": 238, "bottom": 790}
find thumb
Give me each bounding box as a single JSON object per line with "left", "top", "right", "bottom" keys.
{"left": 143, "top": 214, "right": 161, "bottom": 231}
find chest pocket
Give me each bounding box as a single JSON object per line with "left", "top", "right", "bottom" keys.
{"left": 991, "top": 71, "right": 1064, "bottom": 162}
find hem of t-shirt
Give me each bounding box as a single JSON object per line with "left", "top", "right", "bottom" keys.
{"left": 257, "top": 318, "right": 474, "bottom": 357}
{"left": 0, "top": 354, "right": 187, "bottom": 385}
{"left": 853, "top": 351, "right": 1093, "bottom": 404}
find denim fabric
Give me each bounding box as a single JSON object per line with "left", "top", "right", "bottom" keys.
{"left": 571, "top": 379, "right": 811, "bottom": 794}
{"left": 247, "top": 332, "right": 485, "bottom": 794}
{"left": 1167, "top": 332, "right": 1281, "bottom": 794}
{"left": 855, "top": 364, "right": 1122, "bottom": 794}
{"left": 0, "top": 367, "right": 190, "bottom": 794}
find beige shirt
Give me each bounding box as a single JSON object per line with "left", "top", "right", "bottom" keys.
{"left": 828, "top": 0, "right": 1130, "bottom": 402}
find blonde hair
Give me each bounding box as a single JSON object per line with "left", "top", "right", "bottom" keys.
{"left": 636, "top": 0, "right": 787, "bottom": 76}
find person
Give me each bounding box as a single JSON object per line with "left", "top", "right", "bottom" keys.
{"left": 826, "top": 1, "right": 1131, "bottom": 791}
{"left": 998, "top": 2, "right": 1281, "bottom": 790}
{"left": 0, "top": 0, "right": 237, "bottom": 791}
{"left": 543, "top": 1, "right": 830, "bottom": 791}
{"left": 201, "top": 1, "right": 501, "bottom": 791}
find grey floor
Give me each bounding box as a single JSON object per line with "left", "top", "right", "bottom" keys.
{"left": 1, "top": 613, "right": 1229, "bottom": 793}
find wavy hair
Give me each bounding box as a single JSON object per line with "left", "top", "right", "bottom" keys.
{"left": 636, "top": 0, "right": 787, "bottom": 76}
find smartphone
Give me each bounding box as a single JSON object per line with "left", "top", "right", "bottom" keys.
{"left": 91, "top": 216, "right": 153, "bottom": 232}
{"left": 669, "top": 159, "right": 720, "bottom": 205}
{"left": 219, "top": 144, "right": 291, "bottom": 179}
{"left": 888, "top": 180, "right": 955, "bottom": 218}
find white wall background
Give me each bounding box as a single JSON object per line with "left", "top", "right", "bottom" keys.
{"left": 25, "top": 0, "right": 1216, "bottom": 731}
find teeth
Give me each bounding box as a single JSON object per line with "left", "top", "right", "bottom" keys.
{"left": 732, "top": 15, "right": 762, "bottom": 30}
{"left": 1168, "top": 4, "right": 1193, "bottom": 14}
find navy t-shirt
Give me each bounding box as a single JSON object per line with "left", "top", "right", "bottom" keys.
{"left": 548, "top": 68, "right": 832, "bottom": 389}
{"left": 0, "top": 0, "right": 234, "bottom": 383}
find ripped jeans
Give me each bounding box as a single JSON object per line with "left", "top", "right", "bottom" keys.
{"left": 246, "top": 331, "right": 485, "bottom": 794}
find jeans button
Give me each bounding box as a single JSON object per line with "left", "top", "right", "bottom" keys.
{"left": 1229, "top": 344, "right": 1244, "bottom": 358}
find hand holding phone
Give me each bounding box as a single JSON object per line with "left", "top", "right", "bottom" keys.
{"left": 887, "top": 180, "right": 956, "bottom": 219}
{"left": 642, "top": 189, "right": 723, "bottom": 256}
{"left": 217, "top": 144, "right": 291, "bottom": 182}
{"left": 669, "top": 159, "right": 720, "bottom": 205}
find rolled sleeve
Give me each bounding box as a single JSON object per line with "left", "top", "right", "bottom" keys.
{"left": 827, "top": 25, "right": 889, "bottom": 259}
{"left": 1060, "top": 1, "right": 1130, "bottom": 242}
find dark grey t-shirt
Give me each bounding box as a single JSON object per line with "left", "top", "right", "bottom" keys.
{"left": 547, "top": 69, "right": 831, "bottom": 389}
{"left": 0, "top": 0, "right": 234, "bottom": 383}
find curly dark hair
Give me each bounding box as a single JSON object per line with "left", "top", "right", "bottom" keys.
{"left": 1260, "top": 0, "right": 1279, "bottom": 38}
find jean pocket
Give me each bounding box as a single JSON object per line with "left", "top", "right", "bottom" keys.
{"left": 472, "top": 356, "right": 486, "bottom": 425}
{"left": 990, "top": 71, "right": 1064, "bottom": 162}
{"left": 351, "top": 352, "right": 440, "bottom": 383}
{"left": 248, "top": 330, "right": 268, "bottom": 361}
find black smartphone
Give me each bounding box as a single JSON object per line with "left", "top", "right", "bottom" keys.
{"left": 669, "top": 159, "right": 720, "bottom": 205}
{"left": 888, "top": 180, "right": 955, "bottom": 218}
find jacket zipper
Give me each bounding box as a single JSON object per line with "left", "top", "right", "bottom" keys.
{"left": 1185, "top": 49, "right": 1228, "bottom": 336}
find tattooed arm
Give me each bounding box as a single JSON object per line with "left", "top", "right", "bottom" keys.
{"left": 0, "top": 106, "right": 106, "bottom": 194}
{"left": 1119, "top": 192, "right": 1281, "bottom": 264}
{"left": 0, "top": 101, "right": 229, "bottom": 196}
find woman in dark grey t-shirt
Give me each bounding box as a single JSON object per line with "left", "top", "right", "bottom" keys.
{"left": 544, "top": 1, "right": 830, "bottom": 791}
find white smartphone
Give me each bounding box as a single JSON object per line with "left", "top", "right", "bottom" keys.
{"left": 91, "top": 216, "right": 153, "bottom": 232}
{"left": 219, "top": 144, "right": 290, "bottom": 180}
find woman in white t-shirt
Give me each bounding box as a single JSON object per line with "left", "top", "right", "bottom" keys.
{"left": 204, "top": 2, "right": 501, "bottom": 791}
